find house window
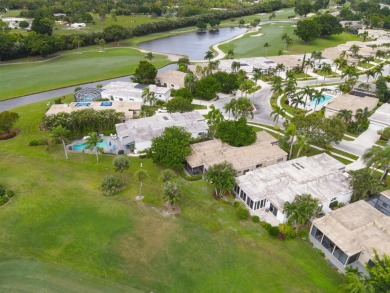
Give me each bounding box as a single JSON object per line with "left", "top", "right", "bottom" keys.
{"left": 321, "top": 235, "right": 336, "bottom": 254}
{"left": 256, "top": 164, "right": 263, "bottom": 168}
{"left": 260, "top": 199, "right": 266, "bottom": 208}
{"left": 255, "top": 201, "right": 260, "bottom": 210}
{"left": 243, "top": 169, "right": 249, "bottom": 175}
{"left": 331, "top": 197, "right": 337, "bottom": 202}
{"left": 333, "top": 246, "right": 348, "bottom": 265}
{"left": 269, "top": 203, "right": 278, "bottom": 217}
{"left": 311, "top": 225, "right": 324, "bottom": 243}
{"left": 347, "top": 252, "right": 361, "bottom": 265}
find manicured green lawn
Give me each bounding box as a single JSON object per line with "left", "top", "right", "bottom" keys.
{"left": 219, "top": 21, "right": 359, "bottom": 58}
{"left": 0, "top": 99, "right": 344, "bottom": 292}
{"left": 0, "top": 48, "right": 170, "bottom": 100}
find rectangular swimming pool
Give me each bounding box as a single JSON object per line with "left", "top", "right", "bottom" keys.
{"left": 309, "top": 95, "right": 332, "bottom": 107}
{"left": 75, "top": 102, "right": 91, "bottom": 107}
{"left": 100, "top": 102, "right": 112, "bottom": 106}
{"left": 72, "top": 139, "right": 109, "bottom": 151}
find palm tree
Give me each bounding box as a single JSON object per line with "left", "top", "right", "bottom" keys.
{"left": 85, "top": 132, "right": 103, "bottom": 162}
{"left": 357, "top": 82, "right": 370, "bottom": 92}
{"left": 263, "top": 42, "right": 271, "bottom": 57}
{"left": 372, "top": 63, "right": 384, "bottom": 80}
{"left": 184, "top": 72, "right": 197, "bottom": 94}
{"left": 226, "top": 49, "right": 234, "bottom": 59}
{"left": 363, "top": 145, "right": 390, "bottom": 182}
{"left": 204, "top": 50, "right": 214, "bottom": 61}
{"left": 270, "top": 106, "right": 285, "bottom": 124}
{"left": 253, "top": 71, "right": 262, "bottom": 84}
{"left": 163, "top": 181, "right": 182, "bottom": 207}
{"left": 300, "top": 86, "right": 315, "bottom": 110}
{"left": 204, "top": 161, "right": 236, "bottom": 198}
{"left": 113, "top": 156, "right": 130, "bottom": 187}
{"left": 270, "top": 76, "right": 283, "bottom": 97}
{"left": 355, "top": 107, "right": 370, "bottom": 131}
{"left": 145, "top": 52, "right": 154, "bottom": 60}
{"left": 134, "top": 169, "right": 148, "bottom": 197}
{"left": 364, "top": 69, "right": 375, "bottom": 83}
{"left": 320, "top": 64, "right": 332, "bottom": 81}
{"left": 50, "top": 125, "right": 71, "bottom": 159}
{"left": 206, "top": 104, "right": 224, "bottom": 136}
{"left": 339, "top": 271, "right": 374, "bottom": 293}
{"left": 236, "top": 97, "right": 254, "bottom": 120}
{"left": 304, "top": 59, "right": 314, "bottom": 74}
{"left": 283, "top": 194, "right": 320, "bottom": 233}
{"left": 142, "top": 87, "right": 156, "bottom": 106}
{"left": 342, "top": 64, "right": 359, "bottom": 81}
{"left": 231, "top": 61, "right": 240, "bottom": 73}
{"left": 275, "top": 63, "right": 285, "bottom": 76}
{"left": 296, "top": 135, "right": 311, "bottom": 158}
{"left": 223, "top": 98, "right": 237, "bottom": 119}
{"left": 285, "top": 37, "right": 293, "bottom": 51}
{"left": 286, "top": 123, "right": 296, "bottom": 159}
{"left": 350, "top": 44, "right": 360, "bottom": 57}
{"left": 290, "top": 93, "right": 304, "bottom": 112}
{"left": 269, "top": 12, "right": 276, "bottom": 20}
{"left": 336, "top": 109, "right": 353, "bottom": 124}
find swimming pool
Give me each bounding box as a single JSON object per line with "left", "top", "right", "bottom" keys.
{"left": 72, "top": 139, "right": 109, "bottom": 151}
{"left": 100, "top": 102, "right": 112, "bottom": 106}
{"left": 75, "top": 102, "right": 91, "bottom": 107}
{"left": 309, "top": 95, "right": 332, "bottom": 107}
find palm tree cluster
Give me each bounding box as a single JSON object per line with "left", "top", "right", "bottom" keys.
{"left": 204, "top": 161, "right": 236, "bottom": 198}
{"left": 283, "top": 194, "right": 320, "bottom": 233}
{"left": 223, "top": 97, "right": 254, "bottom": 120}
{"left": 142, "top": 87, "right": 156, "bottom": 106}
{"left": 337, "top": 107, "right": 370, "bottom": 134}
{"left": 281, "top": 33, "right": 293, "bottom": 51}
{"left": 42, "top": 109, "right": 123, "bottom": 137}
{"left": 363, "top": 145, "right": 390, "bottom": 184}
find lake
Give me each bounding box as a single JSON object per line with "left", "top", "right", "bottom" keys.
{"left": 138, "top": 27, "right": 248, "bottom": 60}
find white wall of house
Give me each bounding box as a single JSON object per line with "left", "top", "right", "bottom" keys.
{"left": 135, "top": 141, "right": 152, "bottom": 151}
{"left": 154, "top": 89, "right": 171, "bottom": 102}
{"left": 101, "top": 92, "right": 143, "bottom": 103}
{"left": 321, "top": 192, "right": 352, "bottom": 214}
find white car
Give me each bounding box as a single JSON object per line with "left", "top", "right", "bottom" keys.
{"left": 157, "top": 107, "right": 168, "bottom": 113}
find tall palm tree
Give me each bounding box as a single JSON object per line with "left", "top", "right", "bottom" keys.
{"left": 363, "top": 145, "right": 390, "bottom": 181}
{"left": 270, "top": 76, "right": 283, "bottom": 97}
{"left": 85, "top": 132, "right": 103, "bottom": 162}
{"left": 275, "top": 63, "right": 285, "bottom": 76}
{"left": 236, "top": 97, "right": 254, "bottom": 120}
{"left": 304, "top": 59, "right": 314, "bottom": 74}
{"left": 290, "top": 93, "right": 304, "bottom": 112}
{"left": 134, "top": 169, "right": 148, "bottom": 197}
{"left": 206, "top": 104, "right": 224, "bottom": 126}
{"left": 365, "top": 69, "right": 375, "bottom": 83}
{"left": 253, "top": 71, "right": 262, "bottom": 84}
{"left": 350, "top": 44, "right": 360, "bottom": 57}
{"left": 372, "top": 63, "right": 384, "bottom": 80}
{"left": 50, "top": 125, "right": 71, "bottom": 159}
{"left": 184, "top": 72, "right": 197, "bottom": 94}
{"left": 342, "top": 64, "right": 359, "bottom": 81}
{"left": 263, "top": 42, "right": 271, "bottom": 57}
{"left": 300, "top": 86, "right": 315, "bottom": 110}
{"left": 270, "top": 106, "right": 285, "bottom": 124}
{"left": 204, "top": 50, "right": 214, "bottom": 61}
{"left": 355, "top": 107, "right": 370, "bottom": 131}
{"left": 336, "top": 109, "right": 353, "bottom": 124}
{"left": 296, "top": 135, "right": 311, "bottom": 158}
{"left": 226, "top": 49, "right": 234, "bottom": 59}
{"left": 231, "top": 61, "right": 240, "bottom": 73}
{"left": 223, "top": 98, "right": 237, "bottom": 119}
{"left": 142, "top": 87, "right": 156, "bottom": 106}
{"left": 320, "top": 64, "right": 332, "bottom": 81}
{"left": 286, "top": 123, "right": 296, "bottom": 159}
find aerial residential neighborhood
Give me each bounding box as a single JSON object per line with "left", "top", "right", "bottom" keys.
{"left": 0, "top": 0, "right": 390, "bottom": 292}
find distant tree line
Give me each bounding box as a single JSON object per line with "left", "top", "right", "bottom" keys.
{"left": 0, "top": 0, "right": 286, "bottom": 60}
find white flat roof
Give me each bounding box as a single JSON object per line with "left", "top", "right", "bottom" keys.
{"left": 312, "top": 200, "right": 390, "bottom": 259}
{"left": 369, "top": 103, "right": 390, "bottom": 127}
{"left": 115, "top": 112, "right": 208, "bottom": 143}
{"left": 236, "top": 153, "right": 351, "bottom": 210}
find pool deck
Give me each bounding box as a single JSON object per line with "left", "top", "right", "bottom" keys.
{"left": 69, "top": 135, "right": 128, "bottom": 155}
{"left": 46, "top": 101, "right": 142, "bottom": 120}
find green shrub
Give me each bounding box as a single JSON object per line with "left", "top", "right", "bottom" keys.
{"left": 6, "top": 190, "right": 14, "bottom": 198}
{"left": 0, "top": 196, "right": 8, "bottom": 206}
{"left": 268, "top": 226, "right": 279, "bottom": 238}
{"left": 160, "top": 169, "right": 176, "bottom": 182}
{"left": 338, "top": 202, "right": 346, "bottom": 208}
{"left": 233, "top": 201, "right": 240, "bottom": 208}
{"left": 74, "top": 87, "right": 82, "bottom": 92}
{"left": 29, "top": 138, "right": 48, "bottom": 146}
{"left": 261, "top": 221, "right": 272, "bottom": 231}
{"left": 237, "top": 205, "right": 250, "bottom": 220}
{"left": 329, "top": 200, "right": 338, "bottom": 209}
{"left": 53, "top": 97, "right": 62, "bottom": 104}
{"left": 378, "top": 127, "right": 390, "bottom": 141}
{"left": 96, "top": 84, "right": 103, "bottom": 88}
{"left": 101, "top": 175, "right": 122, "bottom": 196}
{"left": 179, "top": 170, "right": 202, "bottom": 181}
{"left": 278, "top": 223, "right": 296, "bottom": 239}
{"left": 272, "top": 125, "right": 280, "bottom": 131}
{"left": 0, "top": 185, "right": 5, "bottom": 197}
{"left": 252, "top": 215, "right": 260, "bottom": 223}
{"left": 298, "top": 229, "right": 309, "bottom": 239}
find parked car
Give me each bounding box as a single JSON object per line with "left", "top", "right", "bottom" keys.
{"left": 157, "top": 107, "right": 168, "bottom": 113}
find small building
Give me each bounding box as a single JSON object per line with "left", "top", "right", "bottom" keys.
{"left": 101, "top": 81, "right": 146, "bottom": 103}
{"left": 115, "top": 112, "right": 208, "bottom": 152}
{"left": 149, "top": 84, "right": 171, "bottom": 102}
{"left": 185, "top": 131, "right": 287, "bottom": 176}
{"left": 74, "top": 88, "right": 103, "bottom": 102}
{"left": 70, "top": 22, "right": 86, "bottom": 29}
{"left": 310, "top": 192, "right": 390, "bottom": 273}
{"left": 325, "top": 94, "right": 378, "bottom": 118}
{"left": 156, "top": 70, "right": 186, "bottom": 89}
{"left": 45, "top": 101, "right": 141, "bottom": 120}
{"left": 369, "top": 103, "right": 390, "bottom": 128}
{"left": 234, "top": 153, "right": 352, "bottom": 226}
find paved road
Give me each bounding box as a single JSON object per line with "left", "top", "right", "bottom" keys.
{"left": 0, "top": 64, "right": 177, "bottom": 112}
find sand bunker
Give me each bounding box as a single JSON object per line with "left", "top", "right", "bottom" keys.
{"left": 250, "top": 33, "right": 264, "bottom": 37}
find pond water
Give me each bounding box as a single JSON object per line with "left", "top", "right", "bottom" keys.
{"left": 138, "top": 27, "right": 247, "bottom": 60}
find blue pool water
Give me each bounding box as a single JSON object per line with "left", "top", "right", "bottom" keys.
{"left": 75, "top": 102, "right": 91, "bottom": 107}
{"left": 72, "top": 139, "right": 109, "bottom": 151}
{"left": 100, "top": 102, "right": 112, "bottom": 106}
{"left": 309, "top": 95, "right": 332, "bottom": 107}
